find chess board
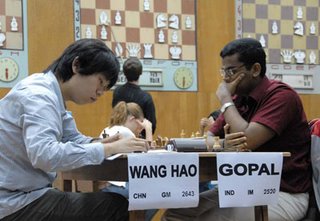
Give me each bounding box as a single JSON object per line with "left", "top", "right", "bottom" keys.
{"left": 235, "top": 0, "right": 320, "bottom": 94}
{"left": 0, "top": 0, "right": 24, "bottom": 50}
{"left": 73, "top": 0, "right": 198, "bottom": 91}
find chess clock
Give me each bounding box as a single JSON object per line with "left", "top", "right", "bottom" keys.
{"left": 173, "top": 67, "right": 193, "bottom": 89}
{"left": 0, "top": 57, "right": 19, "bottom": 82}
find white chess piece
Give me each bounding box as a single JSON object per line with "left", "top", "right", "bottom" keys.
{"left": 115, "top": 43, "right": 123, "bottom": 57}
{"left": 281, "top": 50, "right": 293, "bottom": 63}
{"left": 293, "top": 50, "right": 306, "bottom": 64}
{"left": 100, "top": 26, "right": 107, "bottom": 40}
{"left": 100, "top": 11, "right": 109, "bottom": 25}
{"left": 85, "top": 26, "right": 93, "bottom": 38}
{"left": 158, "top": 29, "right": 165, "bottom": 43}
{"left": 169, "top": 14, "right": 179, "bottom": 29}
{"left": 115, "top": 11, "right": 122, "bottom": 25}
{"left": 259, "top": 35, "right": 266, "bottom": 48}
{"left": 156, "top": 14, "right": 167, "bottom": 28}
{"left": 144, "top": 0, "right": 150, "bottom": 11}
{"left": 309, "top": 51, "right": 316, "bottom": 64}
{"left": 310, "top": 22, "right": 316, "bottom": 35}
{"left": 171, "top": 31, "right": 178, "bottom": 44}
{"left": 169, "top": 46, "right": 182, "bottom": 60}
{"left": 297, "top": 6, "right": 303, "bottom": 19}
{"left": 294, "top": 21, "right": 304, "bottom": 36}
{"left": 272, "top": 21, "right": 278, "bottom": 34}
{"left": 126, "top": 44, "right": 141, "bottom": 57}
{"left": 143, "top": 44, "right": 153, "bottom": 58}
{"left": 11, "top": 17, "right": 18, "bottom": 32}
{"left": 0, "top": 32, "right": 5, "bottom": 47}
{"left": 185, "top": 16, "right": 192, "bottom": 29}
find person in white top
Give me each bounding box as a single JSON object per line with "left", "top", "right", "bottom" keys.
{"left": 0, "top": 38, "right": 148, "bottom": 221}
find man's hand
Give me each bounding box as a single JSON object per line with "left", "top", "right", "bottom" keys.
{"left": 223, "top": 124, "right": 248, "bottom": 151}
{"left": 216, "top": 73, "right": 245, "bottom": 103}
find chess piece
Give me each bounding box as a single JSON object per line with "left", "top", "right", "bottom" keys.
{"left": 85, "top": 26, "right": 93, "bottom": 38}
{"left": 143, "top": 44, "right": 153, "bottom": 58}
{"left": 115, "top": 43, "right": 123, "bottom": 57}
{"left": 213, "top": 136, "right": 222, "bottom": 151}
{"left": 180, "top": 129, "right": 186, "bottom": 138}
{"left": 156, "top": 14, "right": 167, "bottom": 28}
{"left": 294, "top": 21, "right": 304, "bottom": 36}
{"left": 309, "top": 51, "right": 316, "bottom": 64}
{"left": 281, "top": 50, "right": 293, "bottom": 63}
{"left": 143, "top": 0, "right": 150, "bottom": 11}
{"left": 158, "top": 29, "right": 165, "bottom": 43}
{"left": 100, "top": 26, "right": 107, "bottom": 40}
{"left": 0, "top": 32, "right": 5, "bottom": 47}
{"left": 115, "top": 11, "right": 122, "bottom": 25}
{"left": 272, "top": 21, "right": 278, "bottom": 34}
{"left": 100, "top": 11, "right": 109, "bottom": 25}
{"left": 171, "top": 31, "right": 178, "bottom": 44}
{"left": 297, "top": 6, "right": 303, "bottom": 19}
{"left": 126, "top": 44, "right": 141, "bottom": 57}
{"left": 190, "top": 132, "right": 195, "bottom": 138}
{"left": 102, "top": 130, "right": 109, "bottom": 138}
{"left": 185, "top": 16, "right": 192, "bottom": 29}
{"left": 310, "top": 22, "right": 316, "bottom": 35}
{"left": 259, "top": 35, "right": 266, "bottom": 48}
{"left": 294, "top": 50, "right": 306, "bottom": 64}
{"left": 11, "top": 17, "right": 18, "bottom": 32}
{"left": 169, "top": 46, "right": 182, "bottom": 60}
{"left": 195, "top": 131, "right": 201, "bottom": 137}
{"left": 169, "top": 14, "right": 179, "bottom": 29}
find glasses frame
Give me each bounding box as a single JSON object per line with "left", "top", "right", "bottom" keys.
{"left": 220, "top": 64, "right": 246, "bottom": 78}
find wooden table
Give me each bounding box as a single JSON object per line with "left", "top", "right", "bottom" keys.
{"left": 62, "top": 152, "right": 290, "bottom": 221}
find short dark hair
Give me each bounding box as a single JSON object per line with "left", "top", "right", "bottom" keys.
{"left": 220, "top": 38, "right": 266, "bottom": 77}
{"left": 45, "top": 39, "right": 120, "bottom": 89}
{"left": 122, "top": 57, "right": 142, "bottom": 82}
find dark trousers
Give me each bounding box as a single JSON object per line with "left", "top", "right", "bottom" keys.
{"left": 2, "top": 189, "right": 129, "bottom": 221}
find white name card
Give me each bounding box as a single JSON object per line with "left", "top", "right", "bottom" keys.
{"left": 128, "top": 152, "right": 199, "bottom": 210}
{"left": 216, "top": 152, "right": 283, "bottom": 208}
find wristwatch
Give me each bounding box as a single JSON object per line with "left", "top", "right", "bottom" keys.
{"left": 220, "top": 102, "right": 235, "bottom": 114}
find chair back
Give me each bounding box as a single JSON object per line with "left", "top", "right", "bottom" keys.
{"left": 310, "top": 118, "right": 320, "bottom": 211}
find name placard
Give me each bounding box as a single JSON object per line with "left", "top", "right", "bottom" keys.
{"left": 216, "top": 152, "right": 283, "bottom": 208}
{"left": 128, "top": 153, "right": 199, "bottom": 210}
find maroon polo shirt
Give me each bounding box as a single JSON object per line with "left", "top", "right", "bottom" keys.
{"left": 210, "top": 76, "right": 311, "bottom": 193}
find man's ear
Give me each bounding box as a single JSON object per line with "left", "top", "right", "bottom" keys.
{"left": 252, "top": 63, "right": 261, "bottom": 78}
{"left": 71, "top": 56, "right": 80, "bottom": 75}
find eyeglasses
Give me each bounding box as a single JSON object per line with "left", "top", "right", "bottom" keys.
{"left": 219, "top": 64, "right": 245, "bottom": 78}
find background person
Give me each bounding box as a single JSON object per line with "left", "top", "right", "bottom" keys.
{"left": 112, "top": 57, "right": 157, "bottom": 138}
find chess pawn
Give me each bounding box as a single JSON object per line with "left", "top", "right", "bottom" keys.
{"left": 259, "top": 35, "right": 266, "bottom": 48}
{"left": 310, "top": 22, "right": 316, "bottom": 35}
{"left": 180, "top": 129, "right": 186, "bottom": 138}
{"left": 190, "top": 132, "right": 195, "bottom": 138}
{"left": 309, "top": 51, "right": 316, "bottom": 64}
{"left": 100, "top": 26, "right": 107, "bottom": 40}
{"left": 158, "top": 29, "right": 165, "bottom": 43}
{"left": 11, "top": 17, "right": 18, "bottom": 32}
{"left": 85, "top": 26, "right": 93, "bottom": 38}
{"left": 195, "top": 131, "right": 201, "bottom": 137}
{"left": 144, "top": 0, "right": 150, "bottom": 11}
{"left": 213, "top": 136, "right": 222, "bottom": 151}
{"left": 185, "top": 16, "right": 192, "bottom": 29}
{"left": 115, "top": 11, "right": 122, "bottom": 25}
{"left": 297, "top": 6, "right": 303, "bottom": 19}
{"left": 272, "top": 21, "right": 278, "bottom": 34}
{"left": 171, "top": 31, "right": 178, "bottom": 44}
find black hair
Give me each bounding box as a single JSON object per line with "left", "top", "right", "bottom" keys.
{"left": 220, "top": 38, "right": 266, "bottom": 77}
{"left": 44, "top": 39, "right": 120, "bottom": 89}
{"left": 122, "top": 57, "right": 142, "bottom": 82}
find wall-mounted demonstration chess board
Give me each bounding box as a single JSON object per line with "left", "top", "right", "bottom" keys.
{"left": 235, "top": 0, "right": 320, "bottom": 94}
{"left": 74, "top": 0, "right": 198, "bottom": 91}
{"left": 0, "top": 0, "right": 28, "bottom": 88}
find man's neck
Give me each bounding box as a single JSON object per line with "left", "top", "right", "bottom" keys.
{"left": 128, "top": 80, "right": 139, "bottom": 85}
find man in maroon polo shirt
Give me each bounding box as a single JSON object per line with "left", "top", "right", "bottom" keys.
{"left": 162, "top": 38, "right": 311, "bottom": 221}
